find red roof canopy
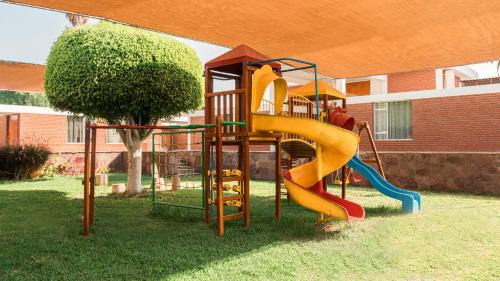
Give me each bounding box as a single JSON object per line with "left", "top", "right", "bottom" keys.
{"left": 206, "top": 44, "right": 281, "bottom": 75}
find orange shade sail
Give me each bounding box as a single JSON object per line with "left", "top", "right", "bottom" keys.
{"left": 289, "top": 80, "right": 346, "bottom": 100}
{"left": 8, "top": 0, "right": 500, "bottom": 78}
{"left": 0, "top": 61, "right": 45, "bottom": 93}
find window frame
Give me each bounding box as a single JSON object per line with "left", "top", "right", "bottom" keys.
{"left": 105, "top": 129, "right": 123, "bottom": 144}
{"left": 66, "top": 115, "right": 86, "bottom": 144}
{"left": 374, "top": 100, "right": 413, "bottom": 141}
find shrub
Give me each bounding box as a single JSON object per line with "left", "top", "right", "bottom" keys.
{"left": 40, "top": 154, "right": 82, "bottom": 177}
{"left": 0, "top": 144, "right": 51, "bottom": 180}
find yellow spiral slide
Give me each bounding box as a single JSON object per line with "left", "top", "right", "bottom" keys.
{"left": 251, "top": 65, "right": 365, "bottom": 221}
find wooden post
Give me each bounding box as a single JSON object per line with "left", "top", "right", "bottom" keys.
{"left": 215, "top": 116, "right": 224, "bottom": 236}
{"left": 242, "top": 63, "right": 251, "bottom": 228}
{"left": 242, "top": 63, "right": 251, "bottom": 132}
{"left": 89, "top": 127, "right": 97, "bottom": 226}
{"left": 243, "top": 135, "right": 250, "bottom": 227}
{"left": 275, "top": 138, "right": 281, "bottom": 219}
{"left": 364, "top": 122, "right": 386, "bottom": 178}
{"left": 341, "top": 97, "right": 347, "bottom": 198}
{"left": 82, "top": 121, "right": 91, "bottom": 236}
{"left": 238, "top": 143, "right": 244, "bottom": 214}
{"left": 204, "top": 69, "right": 213, "bottom": 224}
{"left": 287, "top": 155, "right": 292, "bottom": 203}
{"left": 204, "top": 137, "right": 211, "bottom": 224}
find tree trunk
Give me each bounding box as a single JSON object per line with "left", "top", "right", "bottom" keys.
{"left": 116, "top": 120, "right": 156, "bottom": 195}
{"left": 126, "top": 142, "right": 143, "bottom": 194}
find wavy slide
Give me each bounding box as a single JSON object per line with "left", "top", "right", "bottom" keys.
{"left": 348, "top": 156, "right": 421, "bottom": 213}
{"left": 253, "top": 114, "right": 365, "bottom": 221}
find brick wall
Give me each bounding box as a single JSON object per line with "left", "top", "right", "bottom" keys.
{"left": 388, "top": 69, "right": 436, "bottom": 93}
{"left": 348, "top": 93, "right": 500, "bottom": 153}
{"left": 18, "top": 114, "right": 146, "bottom": 153}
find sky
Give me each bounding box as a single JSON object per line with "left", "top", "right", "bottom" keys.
{"left": 0, "top": 2, "right": 229, "bottom": 66}
{"left": 0, "top": 2, "right": 498, "bottom": 78}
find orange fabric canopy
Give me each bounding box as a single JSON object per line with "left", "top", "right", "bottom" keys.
{"left": 289, "top": 80, "right": 346, "bottom": 100}
{"left": 9, "top": 0, "right": 500, "bottom": 78}
{"left": 0, "top": 61, "right": 45, "bottom": 93}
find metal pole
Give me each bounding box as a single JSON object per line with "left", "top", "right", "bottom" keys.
{"left": 314, "top": 65, "right": 320, "bottom": 119}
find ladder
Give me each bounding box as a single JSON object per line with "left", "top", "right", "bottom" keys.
{"left": 209, "top": 169, "right": 245, "bottom": 219}
{"left": 355, "top": 121, "right": 385, "bottom": 178}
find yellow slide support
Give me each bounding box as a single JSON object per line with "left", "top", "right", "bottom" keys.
{"left": 251, "top": 65, "right": 365, "bottom": 221}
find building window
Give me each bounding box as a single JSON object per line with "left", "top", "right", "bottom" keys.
{"left": 374, "top": 101, "right": 412, "bottom": 140}
{"left": 67, "top": 116, "right": 85, "bottom": 143}
{"left": 106, "top": 129, "right": 123, "bottom": 144}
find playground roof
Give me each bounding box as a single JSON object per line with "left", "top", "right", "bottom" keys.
{"left": 289, "top": 80, "right": 346, "bottom": 100}
{"left": 206, "top": 44, "right": 281, "bottom": 74}
{"left": 0, "top": 61, "right": 45, "bottom": 93}
{"left": 9, "top": 1, "right": 500, "bottom": 78}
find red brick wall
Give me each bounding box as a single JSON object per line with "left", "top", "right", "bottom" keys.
{"left": 348, "top": 93, "right": 500, "bottom": 153}
{"left": 388, "top": 70, "right": 436, "bottom": 93}
{"left": 19, "top": 114, "right": 134, "bottom": 153}
{"left": 0, "top": 115, "right": 6, "bottom": 146}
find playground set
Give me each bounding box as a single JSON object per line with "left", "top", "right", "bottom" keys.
{"left": 81, "top": 45, "right": 421, "bottom": 237}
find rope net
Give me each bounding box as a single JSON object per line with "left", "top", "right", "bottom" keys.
{"left": 151, "top": 129, "right": 205, "bottom": 216}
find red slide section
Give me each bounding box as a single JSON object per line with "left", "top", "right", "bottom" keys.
{"left": 284, "top": 171, "right": 365, "bottom": 221}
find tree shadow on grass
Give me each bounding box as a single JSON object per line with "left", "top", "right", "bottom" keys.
{"left": 0, "top": 189, "right": 341, "bottom": 280}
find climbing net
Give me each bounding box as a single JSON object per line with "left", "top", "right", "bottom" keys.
{"left": 151, "top": 129, "right": 205, "bottom": 214}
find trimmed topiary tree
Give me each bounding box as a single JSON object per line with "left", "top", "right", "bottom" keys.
{"left": 45, "top": 22, "right": 203, "bottom": 194}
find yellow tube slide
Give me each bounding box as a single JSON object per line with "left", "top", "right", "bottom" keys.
{"left": 252, "top": 114, "right": 365, "bottom": 221}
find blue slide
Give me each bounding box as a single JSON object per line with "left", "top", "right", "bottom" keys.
{"left": 348, "top": 156, "right": 421, "bottom": 213}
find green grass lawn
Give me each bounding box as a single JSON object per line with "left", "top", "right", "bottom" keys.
{"left": 0, "top": 175, "right": 499, "bottom": 281}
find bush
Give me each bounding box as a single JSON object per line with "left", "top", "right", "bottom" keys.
{"left": 40, "top": 154, "right": 82, "bottom": 177}
{"left": 0, "top": 145, "right": 51, "bottom": 180}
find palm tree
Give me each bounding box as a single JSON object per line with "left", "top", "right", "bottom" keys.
{"left": 66, "top": 14, "right": 88, "bottom": 27}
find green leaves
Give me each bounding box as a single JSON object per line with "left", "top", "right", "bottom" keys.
{"left": 45, "top": 22, "right": 203, "bottom": 124}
